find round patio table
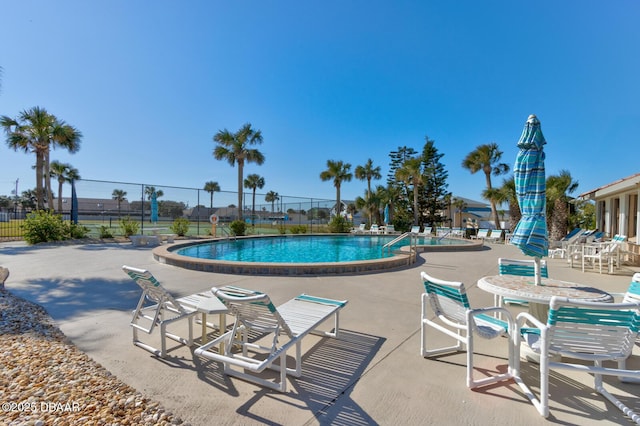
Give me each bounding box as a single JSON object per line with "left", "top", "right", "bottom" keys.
{"left": 478, "top": 275, "right": 613, "bottom": 363}
{"left": 477, "top": 275, "right": 613, "bottom": 304}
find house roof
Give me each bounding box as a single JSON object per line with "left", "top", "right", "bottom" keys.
{"left": 578, "top": 172, "right": 640, "bottom": 200}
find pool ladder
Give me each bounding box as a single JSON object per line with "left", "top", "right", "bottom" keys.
{"left": 382, "top": 232, "right": 418, "bottom": 264}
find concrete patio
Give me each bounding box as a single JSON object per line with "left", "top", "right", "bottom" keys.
{"left": 1, "top": 239, "right": 639, "bottom": 425}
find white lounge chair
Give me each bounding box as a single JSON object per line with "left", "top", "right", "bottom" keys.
{"left": 420, "top": 272, "right": 516, "bottom": 388}
{"left": 485, "top": 229, "right": 504, "bottom": 243}
{"left": 420, "top": 226, "right": 432, "bottom": 236}
{"left": 194, "top": 286, "right": 348, "bottom": 392}
{"left": 470, "top": 228, "right": 489, "bottom": 240}
{"left": 123, "top": 265, "right": 215, "bottom": 358}
{"left": 369, "top": 224, "right": 380, "bottom": 234}
{"left": 410, "top": 225, "right": 420, "bottom": 234}
{"left": 383, "top": 224, "right": 397, "bottom": 234}
{"left": 514, "top": 297, "right": 640, "bottom": 420}
{"left": 350, "top": 223, "right": 366, "bottom": 233}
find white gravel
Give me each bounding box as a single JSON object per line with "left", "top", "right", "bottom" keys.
{"left": 0, "top": 288, "right": 188, "bottom": 426}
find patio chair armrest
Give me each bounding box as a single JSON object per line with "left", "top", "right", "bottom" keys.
{"left": 470, "top": 306, "right": 514, "bottom": 323}
{"left": 515, "top": 311, "right": 546, "bottom": 330}
{"left": 468, "top": 307, "right": 515, "bottom": 334}
{"left": 211, "top": 286, "right": 269, "bottom": 303}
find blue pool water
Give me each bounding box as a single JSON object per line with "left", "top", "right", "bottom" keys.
{"left": 176, "top": 235, "right": 469, "bottom": 263}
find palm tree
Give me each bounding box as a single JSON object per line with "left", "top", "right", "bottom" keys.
{"left": 355, "top": 158, "right": 382, "bottom": 224}
{"left": 462, "top": 143, "right": 510, "bottom": 229}
{"left": 144, "top": 186, "right": 163, "bottom": 222}
{"left": 395, "top": 158, "right": 423, "bottom": 226}
{"left": 49, "top": 161, "right": 80, "bottom": 214}
{"left": 244, "top": 174, "right": 265, "bottom": 226}
{"left": 213, "top": 123, "right": 265, "bottom": 220}
{"left": 546, "top": 170, "right": 579, "bottom": 241}
{"left": 1, "top": 107, "right": 82, "bottom": 209}
{"left": 452, "top": 197, "right": 468, "bottom": 229}
{"left": 112, "top": 189, "right": 127, "bottom": 217}
{"left": 144, "top": 186, "right": 164, "bottom": 200}
{"left": 355, "top": 188, "right": 383, "bottom": 226}
{"left": 382, "top": 184, "right": 403, "bottom": 228}
{"left": 320, "top": 160, "right": 352, "bottom": 217}
{"left": 203, "top": 181, "right": 220, "bottom": 209}
{"left": 265, "top": 191, "right": 279, "bottom": 213}
{"left": 498, "top": 177, "right": 520, "bottom": 232}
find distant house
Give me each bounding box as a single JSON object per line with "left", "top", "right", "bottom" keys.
{"left": 443, "top": 196, "right": 497, "bottom": 229}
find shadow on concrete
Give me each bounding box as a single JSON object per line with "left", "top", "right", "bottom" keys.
{"left": 7, "top": 276, "right": 139, "bottom": 321}
{"left": 220, "top": 330, "right": 386, "bottom": 425}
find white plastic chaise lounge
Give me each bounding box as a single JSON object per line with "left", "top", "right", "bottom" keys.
{"left": 350, "top": 223, "right": 366, "bottom": 233}
{"left": 123, "top": 265, "right": 215, "bottom": 358}
{"left": 470, "top": 228, "right": 490, "bottom": 240}
{"left": 195, "top": 286, "right": 348, "bottom": 392}
{"left": 485, "top": 229, "right": 505, "bottom": 243}
{"left": 420, "top": 226, "right": 432, "bottom": 236}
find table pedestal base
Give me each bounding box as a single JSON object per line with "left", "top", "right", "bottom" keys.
{"left": 521, "top": 302, "right": 561, "bottom": 363}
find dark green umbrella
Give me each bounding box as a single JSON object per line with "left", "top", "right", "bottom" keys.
{"left": 510, "top": 114, "right": 548, "bottom": 285}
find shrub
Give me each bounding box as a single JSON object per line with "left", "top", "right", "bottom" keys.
{"left": 171, "top": 217, "right": 190, "bottom": 236}
{"left": 290, "top": 225, "right": 308, "bottom": 234}
{"left": 21, "top": 210, "right": 88, "bottom": 244}
{"left": 65, "top": 222, "right": 89, "bottom": 239}
{"left": 21, "top": 210, "right": 66, "bottom": 244}
{"left": 120, "top": 216, "right": 140, "bottom": 237}
{"left": 327, "top": 215, "right": 352, "bottom": 233}
{"left": 229, "top": 220, "right": 246, "bottom": 236}
{"left": 99, "top": 225, "right": 114, "bottom": 239}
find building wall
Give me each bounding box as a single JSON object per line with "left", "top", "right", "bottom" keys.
{"left": 581, "top": 174, "right": 640, "bottom": 265}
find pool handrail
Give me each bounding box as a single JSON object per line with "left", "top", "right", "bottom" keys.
{"left": 382, "top": 232, "right": 417, "bottom": 264}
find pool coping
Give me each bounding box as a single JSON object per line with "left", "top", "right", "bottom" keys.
{"left": 152, "top": 233, "right": 483, "bottom": 276}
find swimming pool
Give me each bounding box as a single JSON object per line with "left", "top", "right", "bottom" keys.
{"left": 176, "top": 235, "right": 399, "bottom": 263}
{"left": 153, "top": 234, "right": 481, "bottom": 275}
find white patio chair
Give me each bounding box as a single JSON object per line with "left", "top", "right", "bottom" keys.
{"left": 581, "top": 236, "right": 625, "bottom": 273}
{"left": 497, "top": 258, "right": 548, "bottom": 307}
{"left": 194, "top": 285, "right": 347, "bottom": 392}
{"left": 123, "top": 265, "right": 214, "bottom": 358}
{"left": 369, "top": 224, "right": 380, "bottom": 234}
{"left": 420, "top": 272, "right": 516, "bottom": 388}
{"left": 514, "top": 296, "right": 640, "bottom": 420}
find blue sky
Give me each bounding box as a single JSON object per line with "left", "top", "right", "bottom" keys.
{"left": 1, "top": 1, "right": 639, "bottom": 205}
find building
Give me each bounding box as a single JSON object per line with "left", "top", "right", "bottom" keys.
{"left": 578, "top": 172, "right": 640, "bottom": 264}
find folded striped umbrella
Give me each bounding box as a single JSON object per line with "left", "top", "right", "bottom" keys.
{"left": 511, "top": 115, "right": 549, "bottom": 267}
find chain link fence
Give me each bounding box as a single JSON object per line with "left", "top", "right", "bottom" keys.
{"left": 1, "top": 179, "right": 341, "bottom": 240}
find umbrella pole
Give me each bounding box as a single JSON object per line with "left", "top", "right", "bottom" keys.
{"left": 534, "top": 257, "right": 542, "bottom": 286}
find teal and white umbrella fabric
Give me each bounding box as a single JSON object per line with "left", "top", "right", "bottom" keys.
{"left": 150, "top": 191, "right": 158, "bottom": 223}
{"left": 510, "top": 114, "right": 548, "bottom": 284}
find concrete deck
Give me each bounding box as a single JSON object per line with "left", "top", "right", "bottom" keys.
{"left": 1, "top": 240, "right": 639, "bottom": 425}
